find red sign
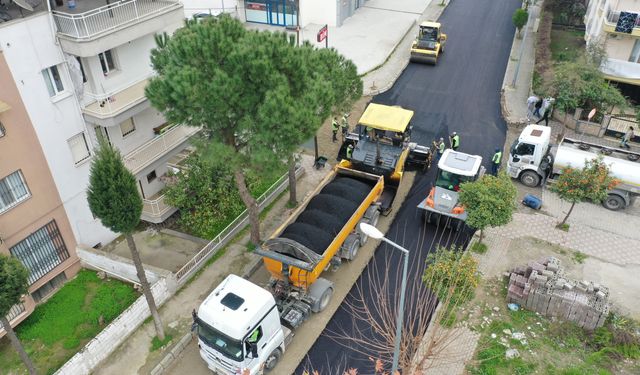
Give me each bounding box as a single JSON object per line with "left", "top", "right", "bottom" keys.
{"left": 317, "top": 24, "right": 328, "bottom": 43}
{"left": 247, "top": 2, "right": 266, "bottom": 11}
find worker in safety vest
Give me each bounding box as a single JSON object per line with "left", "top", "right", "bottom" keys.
{"left": 449, "top": 132, "right": 460, "bottom": 151}
{"left": 331, "top": 117, "right": 339, "bottom": 142}
{"left": 492, "top": 148, "right": 502, "bottom": 175}
{"left": 346, "top": 144, "right": 354, "bottom": 159}
{"left": 435, "top": 137, "right": 445, "bottom": 163}
{"left": 341, "top": 113, "right": 349, "bottom": 138}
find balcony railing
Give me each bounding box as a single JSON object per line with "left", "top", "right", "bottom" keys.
{"left": 142, "top": 193, "right": 173, "bottom": 218}
{"left": 605, "top": 10, "right": 640, "bottom": 29}
{"left": 52, "top": 0, "right": 181, "bottom": 40}
{"left": 123, "top": 125, "right": 201, "bottom": 175}
{"left": 600, "top": 57, "right": 640, "bottom": 83}
{"left": 83, "top": 76, "right": 151, "bottom": 119}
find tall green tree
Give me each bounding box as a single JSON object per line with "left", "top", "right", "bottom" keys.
{"left": 146, "top": 15, "right": 361, "bottom": 244}
{"left": 512, "top": 8, "right": 528, "bottom": 38}
{"left": 550, "top": 156, "right": 619, "bottom": 227}
{"left": 0, "top": 255, "right": 36, "bottom": 375}
{"left": 87, "top": 141, "right": 165, "bottom": 340}
{"left": 458, "top": 172, "right": 517, "bottom": 244}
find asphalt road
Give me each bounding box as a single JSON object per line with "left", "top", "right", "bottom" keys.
{"left": 295, "top": 0, "right": 521, "bottom": 373}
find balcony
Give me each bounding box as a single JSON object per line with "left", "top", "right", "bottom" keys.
{"left": 83, "top": 76, "right": 151, "bottom": 126}
{"left": 142, "top": 192, "right": 175, "bottom": 223}
{"left": 603, "top": 10, "right": 640, "bottom": 37}
{"left": 52, "top": 0, "right": 183, "bottom": 57}
{"left": 600, "top": 58, "right": 640, "bottom": 85}
{"left": 123, "top": 124, "right": 201, "bottom": 175}
{"left": 0, "top": 303, "right": 26, "bottom": 338}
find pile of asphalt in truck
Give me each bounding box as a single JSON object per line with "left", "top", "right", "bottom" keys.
{"left": 280, "top": 177, "right": 374, "bottom": 255}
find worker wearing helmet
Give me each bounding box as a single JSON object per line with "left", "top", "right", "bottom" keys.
{"left": 346, "top": 144, "right": 354, "bottom": 160}
{"left": 449, "top": 132, "right": 460, "bottom": 151}
{"left": 331, "top": 117, "right": 339, "bottom": 142}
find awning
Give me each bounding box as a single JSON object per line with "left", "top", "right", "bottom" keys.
{"left": 0, "top": 100, "right": 10, "bottom": 114}
{"left": 358, "top": 103, "right": 414, "bottom": 133}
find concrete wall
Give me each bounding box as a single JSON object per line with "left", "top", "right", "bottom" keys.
{"left": 77, "top": 247, "right": 163, "bottom": 284}
{"left": 300, "top": 0, "right": 337, "bottom": 27}
{"left": 0, "top": 13, "right": 116, "bottom": 248}
{"left": 54, "top": 278, "right": 174, "bottom": 375}
{"left": 607, "top": 34, "right": 635, "bottom": 60}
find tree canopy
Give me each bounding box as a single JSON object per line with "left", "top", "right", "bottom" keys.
{"left": 146, "top": 14, "right": 362, "bottom": 243}
{"left": 512, "top": 8, "right": 528, "bottom": 37}
{"left": 87, "top": 141, "right": 142, "bottom": 234}
{"left": 458, "top": 172, "right": 517, "bottom": 243}
{"left": 550, "top": 62, "right": 626, "bottom": 121}
{"left": 550, "top": 156, "right": 619, "bottom": 226}
{"left": 0, "top": 254, "right": 28, "bottom": 317}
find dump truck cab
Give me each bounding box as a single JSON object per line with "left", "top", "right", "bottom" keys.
{"left": 410, "top": 21, "right": 447, "bottom": 64}
{"left": 193, "top": 274, "right": 291, "bottom": 374}
{"left": 418, "top": 149, "right": 484, "bottom": 230}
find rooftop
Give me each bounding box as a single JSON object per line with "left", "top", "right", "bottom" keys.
{"left": 197, "top": 274, "right": 275, "bottom": 340}
{"left": 358, "top": 103, "right": 414, "bottom": 133}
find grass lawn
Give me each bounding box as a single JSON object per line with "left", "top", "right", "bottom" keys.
{"left": 0, "top": 270, "right": 139, "bottom": 374}
{"left": 550, "top": 29, "right": 585, "bottom": 63}
{"left": 466, "top": 279, "right": 640, "bottom": 375}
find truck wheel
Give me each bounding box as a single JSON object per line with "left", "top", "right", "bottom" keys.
{"left": 341, "top": 234, "right": 360, "bottom": 260}
{"left": 603, "top": 194, "right": 625, "bottom": 211}
{"left": 519, "top": 171, "right": 541, "bottom": 187}
{"left": 359, "top": 208, "right": 381, "bottom": 246}
{"left": 264, "top": 348, "right": 282, "bottom": 372}
{"left": 316, "top": 287, "right": 333, "bottom": 312}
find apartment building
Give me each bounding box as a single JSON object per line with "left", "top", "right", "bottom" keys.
{"left": 0, "top": 0, "right": 197, "bottom": 329}
{"left": 0, "top": 50, "right": 80, "bottom": 336}
{"left": 585, "top": 0, "right": 640, "bottom": 87}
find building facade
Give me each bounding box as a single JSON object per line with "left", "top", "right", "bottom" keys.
{"left": 1, "top": 0, "right": 197, "bottom": 330}
{"left": 585, "top": 0, "right": 640, "bottom": 86}
{"left": 243, "top": 0, "right": 367, "bottom": 27}
{"left": 0, "top": 51, "right": 80, "bottom": 336}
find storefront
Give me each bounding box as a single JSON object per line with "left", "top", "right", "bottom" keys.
{"left": 245, "top": 0, "right": 298, "bottom": 26}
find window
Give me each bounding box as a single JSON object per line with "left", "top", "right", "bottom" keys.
{"left": 0, "top": 121, "right": 5, "bottom": 137}
{"left": 514, "top": 143, "right": 535, "bottom": 156}
{"left": 120, "top": 118, "right": 135, "bottom": 137}
{"left": 42, "top": 65, "right": 64, "bottom": 97}
{"left": 31, "top": 272, "right": 67, "bottom": 303}
{"left": 68, "top": 132, "right": 91, "bottom": 165}
{"left": 98, "top": 50, "right": 117, "bottom": 76}
{"left": 75, "top": 56, "right": 87, "bottom": 83}
{"left": 146, "top": 170, "right": 157, "bottom": 183}
{"left": 0, "top": 170, "right": 30, "bottom": 214}
{"left": 10, "top": 220, "right": 70, "bottom": 285}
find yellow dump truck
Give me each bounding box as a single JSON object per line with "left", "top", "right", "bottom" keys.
{"left": 410, "top": 21, "right": 447, "bottom": 64}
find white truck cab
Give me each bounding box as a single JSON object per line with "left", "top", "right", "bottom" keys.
{"left": 193, "top": 274, "right": 291, "bottom": 375}
{"left": 506, "top": 124, "right": 552, "bottom": 187}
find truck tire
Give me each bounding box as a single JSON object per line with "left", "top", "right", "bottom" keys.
{"left": 341, "top": 234, "right": 360, "bottom": 260}
{"left": 603, "top": 194, "right": 625, "bottom": 211}
{"left": 316, "top": 287, "right": 333, "bottom": 313}
{"left": 358, "top": 207, "right": 381, "bottom": 246}
{"left": 264, "top": 348, "right": 282, "bottom": 372}
{"left": 519, "top": 170, "right": 541, "bottom": 187}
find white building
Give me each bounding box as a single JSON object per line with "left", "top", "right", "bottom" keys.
{"left": 239, "top": 0, "right": 367, "bottom": 28}
{"left": 0, "top": 0, "right": 198, "bottom": 249}
{"left": 585, "top": 0, "right": 640, "bottom": 86}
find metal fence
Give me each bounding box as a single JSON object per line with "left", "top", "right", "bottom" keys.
{"left": 175, "top": 165, "right": 303, "bottom": 283}
{"left": 4, "top": 302, "right": 26, "bottom": 323}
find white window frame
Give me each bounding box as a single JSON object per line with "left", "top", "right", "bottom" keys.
{"left": 98, "top": 50, "right": 117, "bottom": 76}
{"left": 42, "top": 65, "right": 65, "bottom": 97}
{"left": 68, "top": 132, "right": 91, "bottom": 165}
{"left": 120, "top": 118, "right": 136, "bottom": 137}
{"left": 0, "top": 170, "right": 31, "bottom": 214}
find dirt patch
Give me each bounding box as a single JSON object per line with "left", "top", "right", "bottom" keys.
{"left": 535, "top": 3, "right": 554, "bottom": 92}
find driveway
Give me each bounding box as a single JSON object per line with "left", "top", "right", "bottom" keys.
{"left": 297, "top": 0, "right": 522, "bottom": 372}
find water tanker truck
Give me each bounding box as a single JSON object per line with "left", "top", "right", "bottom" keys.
{"left": 192, "top": 166, "right": 385, "bottom": 374}
{"left": 507, "top": 124, "right": 640, "bottom": 210}
{"left": 417, "top": 149, "right": 485, "bottom": 230}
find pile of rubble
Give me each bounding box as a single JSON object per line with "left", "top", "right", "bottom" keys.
{"left": 506, "top": 256, "right": 609, "bottom": 330}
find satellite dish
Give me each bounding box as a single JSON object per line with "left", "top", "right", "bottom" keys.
{"left": 587, "top": 108, "right": 597, "bottom": 121}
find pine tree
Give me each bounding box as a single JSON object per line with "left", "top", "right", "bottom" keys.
{"left": 87, "top": 141, "right": 165, "bottom": 340}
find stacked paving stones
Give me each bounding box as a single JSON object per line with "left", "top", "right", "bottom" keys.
{"left": 506, "top": 256, "right": 609, "bottom": 330}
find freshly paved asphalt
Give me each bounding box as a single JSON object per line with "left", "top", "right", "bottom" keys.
{"left": 295, "top": 0, "right": 521, "bottom": 373}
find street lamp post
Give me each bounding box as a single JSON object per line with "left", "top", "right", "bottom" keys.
{"left": 359, "top": 223, "right": 410, "bottom": 375}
